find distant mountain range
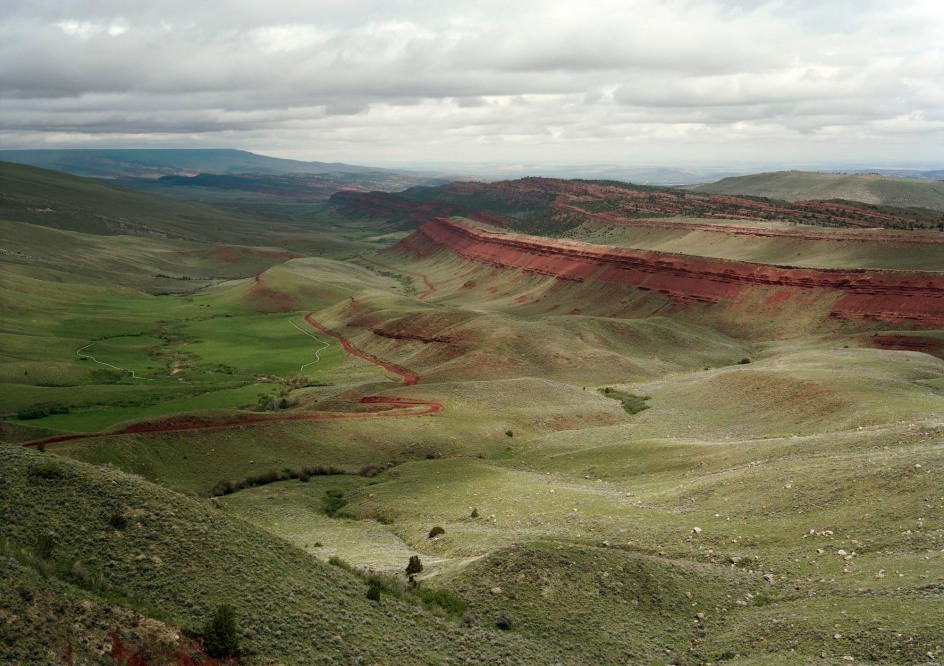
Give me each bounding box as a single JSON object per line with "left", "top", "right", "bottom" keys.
{"left": 0, "top": 148, "right": 391, "bottom": 179}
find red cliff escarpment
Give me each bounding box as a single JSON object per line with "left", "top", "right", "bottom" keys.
{"left": 401, "top": 218, "right": 944, "bottom": 327}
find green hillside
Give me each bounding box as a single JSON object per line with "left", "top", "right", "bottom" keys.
{"left": 691, "top": 170, "right": 944, "bottom": 211}
{"left": 0, "top": 161, "right": 270, "bottom": 242}
{"left": 0, "top": 446, "right": 560, "bottom": 665}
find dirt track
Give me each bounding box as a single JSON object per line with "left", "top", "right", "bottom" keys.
{"left": 303, "top": 313, "right": 420, "bottom": 385}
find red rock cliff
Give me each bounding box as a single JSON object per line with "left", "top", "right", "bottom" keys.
{"left": 400, "top": 218, "right": 944, "bottom": 327}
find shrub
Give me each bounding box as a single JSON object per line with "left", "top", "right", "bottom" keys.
{"left": 322, "top": 489, "right": 347, "bottom": 516}
{"left": 366, "top": 580, "right": 383, "bottom": 602}
{"left": 405, "top": 555, "right": 423, "bottom": 576}
{"left": 505, "top": 429, "right": 513, "bottom": 437}
{"left": 428, "top": 526, "right": 445, "bottom": 539}
{"left": 738, "top": 357, "right": 752, "bottom": 364}
{"left": 202, "top": 604, "right": 239, "bottom": 659}
{"left": 28, "top": 460, "right": 67, "bottom": 480}
{"left": 495, "top": 615, "right": 513, "bottom": 631}
{"left": 470, "top": 507, "right": 479, "bottom": 519}
{"left": 414, "top": 588, "right": 467, "bottom": 617}
{"left": 109, "top": 511, "right": 128, "bottom": 530}
{"left": 17, "top": 407, "right": 48, "bottom": 420}
{"left": 34, "top": 533, "right": 56, "bottom": 560}
{"left": 328, "top": 556, "right": 354, "bottom": 573}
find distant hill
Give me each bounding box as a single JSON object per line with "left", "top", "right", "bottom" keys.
{"left": 0, "top": 160, "right": 267, "bottom": 242}
{"left": 690, "top": 170, "right": 944, "bottom": 211}
{"left": 0, "top": 148, "right": 388, "bottom": 179}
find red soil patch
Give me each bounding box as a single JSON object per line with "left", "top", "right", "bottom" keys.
{"left": 404, "top": 218, "right": 944, "bottom": 327}
{"left": 107, "top": 634, "right": 229, "bottom": 666}
{"left": 23, "top": 396, "right": 442, "bottom": 449}
{"left": 869, "top": 334, "right": 944, "bottom": 359}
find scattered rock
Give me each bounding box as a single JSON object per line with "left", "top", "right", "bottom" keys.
{"left": 730, "top": 556, "right": 742, "bottom": 564}
{"left": 692, "top": 527, "right": 702, "bottom": 535}
{"left": 490, "top": 587, "right": 502, "bottom": 595}
{"left": 763, "top": 573, "right": 774, "bottom": 583}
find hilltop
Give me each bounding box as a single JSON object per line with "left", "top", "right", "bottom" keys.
{"left": 690, "top": 170, "right": 944, "bottom": 212}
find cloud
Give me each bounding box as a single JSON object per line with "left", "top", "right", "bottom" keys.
{"left": 0, "top": 0, "right": 941, "bottom": 166}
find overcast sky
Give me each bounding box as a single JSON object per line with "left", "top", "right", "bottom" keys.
{"left": 1, "top": 0, "right": 942, "bottom": 169}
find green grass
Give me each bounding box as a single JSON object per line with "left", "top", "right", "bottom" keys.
{"left": 31, "top": 384, "right": 269, "bottom": 433}
{"left": 1, "top": 446, "right": 564, "bottom": 665}
{"left": 692, "top": 170, "right": 944, "bottom": 212}
{"left": 176, "top": 313, "right": 345, "bottom": 377}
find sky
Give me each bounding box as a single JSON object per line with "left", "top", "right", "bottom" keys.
{"left": 1, "top": 0, "right": 943, "bottom": 170}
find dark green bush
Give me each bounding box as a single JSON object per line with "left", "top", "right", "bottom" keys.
{"left": 414, "top": 588, "right": 467, "bottom": 617}
{"left": 202, "top": 604, "right": 239, "bottom": 658}
{"left": 323, "top": 489, "right": 347, "bottom": 516}
{"left": 366, "top": 579, "right": 383, "bottom": 602}
{"left": 405, "top": 555, "right": 423, "bottom": 576}
{"left": 428, "top": 526, "right": 445, "bottom": 538}
{"left": 109, "top": 511, "right": 128, "bottom": 530}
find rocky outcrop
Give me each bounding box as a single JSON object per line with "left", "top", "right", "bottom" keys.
{"left": 401, "top": 218, "right": 944, "bottom": 327}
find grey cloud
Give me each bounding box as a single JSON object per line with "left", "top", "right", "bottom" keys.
{"left": 1, "top": 0, "right": 941, "bottom": 165}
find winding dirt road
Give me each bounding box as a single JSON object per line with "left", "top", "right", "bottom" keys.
{"left": 303, "top": 313, "right": 419, "bottom": 385}
{"left": 23, "top": 310, "right": 438, "bottom": 449}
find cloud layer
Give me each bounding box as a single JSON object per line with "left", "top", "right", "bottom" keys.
{"left": 2, "top": 0, "right": 942, "bottom": 166}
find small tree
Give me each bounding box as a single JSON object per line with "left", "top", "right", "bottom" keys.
{"left": 406, "top": 555, "right": 423, "bottom": 576}
{"left": 202, "top": 604, "right": 239, "bottom": 658}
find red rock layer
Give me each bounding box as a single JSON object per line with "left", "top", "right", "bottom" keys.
{"left": 401, "top": 218, "right": 944, "bottom": 327}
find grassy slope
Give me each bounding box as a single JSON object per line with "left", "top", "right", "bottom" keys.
{"left": 0, "top": 446, "right": 563, "bottom": 665}
{"left": 0, "top": 161, "right": 272, "bottom": 242}
{"left": 691, "top": 171, "right": 944, "bottom": 212}
{"left": 567, "top": 218, "right": 944, "bottom": 270}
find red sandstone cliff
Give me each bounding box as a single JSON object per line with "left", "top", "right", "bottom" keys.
{"left": 398, "top": 218, "right": 944, "bottom": 327}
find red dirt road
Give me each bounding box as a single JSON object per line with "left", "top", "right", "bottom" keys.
{"left": 303, "top": 313, "right": 419, "bottom": 385}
